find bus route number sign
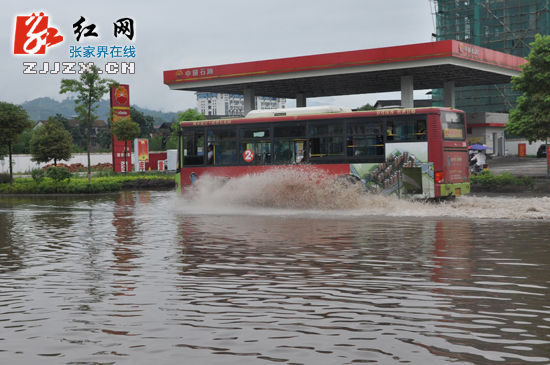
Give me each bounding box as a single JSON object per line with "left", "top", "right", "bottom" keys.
{"left": 243, "top": 149, "right": 254, "bottom": 162}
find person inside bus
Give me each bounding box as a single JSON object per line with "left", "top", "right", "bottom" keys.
{"left": 207, "top": 145, "right": 214, "bottom": 165}
{"left": 280, "top": 149, "right": 292, "bottom": 163}
{"left": 386, "top": 125, "right": 394, "bottom": 141}
{"left": 417, "top": 123, "right": 426, "bottom": 140}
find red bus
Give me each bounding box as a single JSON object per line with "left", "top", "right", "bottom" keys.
{"left": 175, "top": 106, "right": 470, "bottom": 199}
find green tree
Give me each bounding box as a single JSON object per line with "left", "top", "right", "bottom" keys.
{"left": 506, "top": 34, "right": 550, "bottom": 143}
{"left": 111, "top": 117, "right": 140, "bottom": 175}
{"left": 357, "top": 103, "right": 376, "bottom": 111}
{"left": 166, "top": 124, "right": 178, "bottom": 150}
{"left": 149, "top": 135, "right": 163, "bottom": 151}
{"left": 70, "top": 121, "right": 87, "bottom": 150}
{"left": 11, "top": 126, "right": 35, "bottom": 154}
{"left": 0, "top": 102, "right": 32, "bottom": 184}
{"left": 178, "top": 108, "right": 206, "bottom": 122}
{"left": 97, "top": 128, "right": 112, "bottom": 150}
{"left": 130, "top": 107, "right": 155, "bottom": 138}
{"left": 30, "top": 117, "right": 73, "bottom": 166}
{"left": 51, "top": 113, "right": 71, "bottom": 132}
{"left": 60, "top": 65, "right": 117, "bottom": 182}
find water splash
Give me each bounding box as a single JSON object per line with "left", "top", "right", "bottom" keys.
{"left": 175, "top": 168, "right": 550, "bottom": 220}
{"left": 182, "top": 168, "right": 369, "bottom": 209}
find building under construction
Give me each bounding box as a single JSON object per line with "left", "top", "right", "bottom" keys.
{"left": 432, "top": 0, "right": 550, "bottom": 113}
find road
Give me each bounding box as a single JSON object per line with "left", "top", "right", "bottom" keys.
{"left": 488, "top": 156, "right": 550, "bottom": 177}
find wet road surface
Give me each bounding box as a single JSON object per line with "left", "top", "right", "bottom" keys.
{"left": 487, "top": 157, "right": 549, "bottom": 176}
{"left": 1, "top": 188, "right": 550, "bottom": 365}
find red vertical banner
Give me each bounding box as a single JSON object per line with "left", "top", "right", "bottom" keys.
{"left": 110, "top": 85, "right": 131, "bottom": 173}
{"left": 137, "top": 139, "right": 149, "bottom": 162}
{"left": 518, "top": 143, "right": 526, "bottom": 157}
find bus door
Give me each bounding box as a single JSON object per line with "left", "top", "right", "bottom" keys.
{"left": 239, "top": 126, "right": 271, "bottom": 165}
{"left": 240, "top": 140, "right": 271, "bottom": 164}
{"left": 294, "top": 139, "right": 306, "bottom": 163}
{"left": 182, "top": 129, "right": 205, "bottom": 166}
{"left": 273, "top": 122, "right": 306, "bottom": 164}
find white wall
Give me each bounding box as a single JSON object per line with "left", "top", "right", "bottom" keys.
{"left": 0, "top": 153, "right": 125, "bottom": 174}
{"left": 505, "top": 141, "right": 544, "bottom": 156}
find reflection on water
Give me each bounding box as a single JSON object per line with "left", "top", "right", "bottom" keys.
{"left": 0, "top": 188, "right": 549, "bottom": 364}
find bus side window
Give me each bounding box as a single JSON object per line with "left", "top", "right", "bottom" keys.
{"left": 347, "top": 122, "right": 384, "bottom": 156}
{"left": 387, "top": 120, "right": 425, "bottom": 142}
{"left": 309, "top": 123, "right": 344, "bottom": 158}
{"left": 207, "top": 128, "right": 238, "bottom": 166}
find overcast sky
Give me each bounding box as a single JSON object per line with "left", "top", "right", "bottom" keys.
{"left": 2, "top": 0, "right": 437, "bottom": 113}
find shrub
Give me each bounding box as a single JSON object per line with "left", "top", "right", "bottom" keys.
{"left": 0, "top": 173, "right": 12, "bottom": 184}
{"left": 0, "top": 179, "right": 122, "bottom": 194}
{"left": 46, "top": 166, "right": 72, "bottom": 182}
{"left": 96, "top": 167, "right": 116, "bottom": 177}
{"left": 31, "top": 169, "right": 45, "bottom": 184}
{"left": 0, "top": 173, "right": 173, "bottom": 194}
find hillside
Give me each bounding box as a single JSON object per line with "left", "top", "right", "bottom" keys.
{"left": 20, "top": 97, "right": 180, "bottom": 126}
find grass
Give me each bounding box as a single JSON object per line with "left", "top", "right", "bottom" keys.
{"left": 0, "top": 172, "right": 175, "bottom": 194}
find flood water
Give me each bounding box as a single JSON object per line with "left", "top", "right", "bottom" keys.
{"left": 1, "top": 174, "right": 550, "bottom": 365}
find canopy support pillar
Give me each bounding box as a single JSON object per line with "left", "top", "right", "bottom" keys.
{"left": 444, "top": 81, "right": 456, "bottom": 109}
{"left": 244, "top": 88, "right": 256, "bottom": 116}
{"left": 296, "top": 93, "right": 307, "bottom": 108}
{"left": 401, "top": 75, "right": 414, "bottom": 108}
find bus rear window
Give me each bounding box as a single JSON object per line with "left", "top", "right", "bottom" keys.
{"left": 442, "top": 112, "right": 465, "bottom": 141}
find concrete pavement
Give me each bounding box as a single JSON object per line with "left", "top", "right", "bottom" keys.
{"left": 487, "top": 156, "right": 550, "bottom": 177}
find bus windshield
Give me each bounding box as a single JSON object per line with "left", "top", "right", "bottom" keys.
{"left": 441, "top": 111, "right": 465, "bottom": 141}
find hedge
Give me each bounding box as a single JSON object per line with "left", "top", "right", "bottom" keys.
{"left": 469, "top": 171, "right": 534, "bottom": 189}
{"left": 0, "top": 174, "right": 174, "bottom": 194}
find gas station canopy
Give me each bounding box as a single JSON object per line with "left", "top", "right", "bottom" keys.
{"left": 163, "top": 40, "right": 525, "bottom": 112}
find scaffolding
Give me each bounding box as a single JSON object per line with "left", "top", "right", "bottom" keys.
{"left": 431, "top": 0, "right": 550, "bottom": 113}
